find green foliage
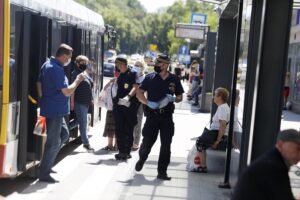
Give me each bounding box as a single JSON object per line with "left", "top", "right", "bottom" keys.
{"left": 75, "top": 0, "right": 218, "bottom": 55}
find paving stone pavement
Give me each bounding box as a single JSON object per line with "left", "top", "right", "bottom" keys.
{"left": 2, "top": 80, "right": 300, "bottom": 200}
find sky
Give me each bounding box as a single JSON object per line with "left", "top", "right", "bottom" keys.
{"left": 138, "top": 0, "right": 180, "bottom": 13}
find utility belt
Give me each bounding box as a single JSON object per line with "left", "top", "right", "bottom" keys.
{"left": 145, "top": 104, "right": 174, "bottom": 115}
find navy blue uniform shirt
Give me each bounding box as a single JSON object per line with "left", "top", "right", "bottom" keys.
{"left": 140, "top": 72, "right": 184, "bottom": 102}
{"left": 116, "top": 68, "right": 137, "bottom": 99}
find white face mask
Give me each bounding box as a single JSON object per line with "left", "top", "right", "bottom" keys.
{"left": 133, "top": 66, "right": 142, "bottom": 75}
{"left": 64, "top": 58, "right": 71, "bottom": 66}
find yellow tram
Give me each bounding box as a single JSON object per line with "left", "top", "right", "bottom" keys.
{"left": 0, "top": 0, "right": 106, "bottom": 178}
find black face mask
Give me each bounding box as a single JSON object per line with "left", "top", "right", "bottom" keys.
{"left": 115, "top": 66, "right": 120, "bottom": 72}
{"left": 79, "top": 64, "right": 87, "bottom": 71}
{"left": 154, "top": 65, "right": 162, "bottom": 73}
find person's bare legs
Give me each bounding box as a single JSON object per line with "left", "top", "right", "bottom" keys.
{"left": 108, "top": 137, "right": 113, "bottom": 148}
{"left": 197, "top": 151, "right": 207, "bottom": 173}
{"left": 203, "top": 151, "right": 207, "bottom": 167}
{"left": 112, "top": 137, "right": 118, "bottom": 150}
{"left": 102, "top": 137, "right": 115, "bottom": 150}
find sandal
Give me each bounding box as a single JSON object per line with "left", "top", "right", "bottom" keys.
{"left": 111, "top": 146, "right": 118, "bottom": 151}
{"left": 131, "top": 144, "right": 139, "bottom": 151}
{"left": 193, "top": 166, "right": 207, "bottom": 173}
{"left": 198, "top": 166, "right": 208, "bottom": 173}
{"left": 101, "top": 146, "right": 113, "bottom": 151}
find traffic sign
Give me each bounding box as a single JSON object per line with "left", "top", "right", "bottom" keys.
{"left": 179, "top": 45, "right": 189, "bottom": 55}
{"left": 191, "top": 13, "right": 207, "bottom": 25}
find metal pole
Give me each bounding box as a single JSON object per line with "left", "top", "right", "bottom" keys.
{"left": 100, "top": 34, "right": 104, "bottom": 90}
{"left": 218, "top": 0, "right": 244, "bottom": 189}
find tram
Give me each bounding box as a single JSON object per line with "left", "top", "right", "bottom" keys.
{"left": 0, "top": 0, "right": 107, "bottom": 178}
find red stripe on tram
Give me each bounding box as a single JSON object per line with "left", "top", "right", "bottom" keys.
{"left": 0, "top": 144, "right": 6, "bottom": 176}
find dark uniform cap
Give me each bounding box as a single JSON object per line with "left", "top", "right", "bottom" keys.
{"left": 277, "top": 129, "right": 300, "bottom": 144}
{"left": 155, "top": 54, "right": 170, "bottom": 64}
{"left": 115, "top": 57, "right": 127, "bottom": 66}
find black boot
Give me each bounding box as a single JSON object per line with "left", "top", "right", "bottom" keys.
{"left": 157, "top": 173, "right": 171, "bottom": 181}
{"left": 135, "top": 160, "right": 144, "bottom": 172}
{"left": 115, "top": 153, "right": 127, "bottom": 160}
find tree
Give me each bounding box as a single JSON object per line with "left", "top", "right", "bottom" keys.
{"left": 75, "top": 0, "right": 218, "bottom": 54}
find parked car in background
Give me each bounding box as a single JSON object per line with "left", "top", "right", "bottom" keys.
{"left": 107, "top": 56, "right": 116, "bottom": 63}
{"left": 130, "top": 53, "right": 143, "bottom": 63}
{"left": 103, "top": 62, "right": 115, "bottom": 77}
{"left": 104, "top": 50, "right": 117, "bottom": 62}
{"left": 117, "top": 53, "right": 127, "bottom": 59}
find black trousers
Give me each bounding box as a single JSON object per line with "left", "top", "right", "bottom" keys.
{"left": 138, "top": 112, "right": 174, "bottom": 175}
{"left": 113, "top": 105, "right": 137, "bottom": 154}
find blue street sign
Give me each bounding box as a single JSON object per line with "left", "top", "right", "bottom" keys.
{"left": 179, "top": 45, "right": 189, "bottom": 55}
{"left": 191, "top": 13, "right": 207, "bottom": 25}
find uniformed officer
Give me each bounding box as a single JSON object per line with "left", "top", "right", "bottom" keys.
{"left": 113, "top": 57, "right": 139, "bottom": 160}
{"left": 135, "top": 54, "right": 184, "bottom": 180}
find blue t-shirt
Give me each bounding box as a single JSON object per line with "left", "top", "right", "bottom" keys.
{"left": 140, "top": 72, "right": 184, "bottom": 102}
{"left": 39, "top": 57, "right": 69, "bottom": 118}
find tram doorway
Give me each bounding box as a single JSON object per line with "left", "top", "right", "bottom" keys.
{"left": 14, "top": 10, "right": 48, "bottom": 171}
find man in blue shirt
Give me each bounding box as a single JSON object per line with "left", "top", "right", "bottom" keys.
{"left": 37, "top": 44, "right": 85, "bottom": 183}
{"left": 135, "top": 54, "right": 184, "bottom": 180}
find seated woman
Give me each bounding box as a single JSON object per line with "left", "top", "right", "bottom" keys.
{"left": 196, "top": 87, "right": 230, "bottom": 173}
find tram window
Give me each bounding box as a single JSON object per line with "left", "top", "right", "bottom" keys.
{"left": 98, "top": 35, "right": 103, "bottom": 90}
{"left": 90, "top": 31, "right": 97, "bottom": 63}
{"left": 82, "top": 30, "right": 86, "bottom": 55}
{"left": 86, "top": 31, "right": 91, "bottom": 58}
{"left": 90, "top": 32, "right": 97, "bottom": 75}
{"left": 97, "top": 35, "right": 102, "bottom": 70}
{"left": 51, "top": 21, "right": 61, "bottom": 56}
{"left": 9, "top": 5, "right": 21, "bottom": 102}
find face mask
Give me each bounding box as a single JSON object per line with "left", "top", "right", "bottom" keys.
{"left": 64, "top": 58, "right": 71, "bottom": 66}
{"left": 133, "top": 66, "right": 142, "bottom": 75}
{"left": 154, "top": 65, "right": 162, "bottom": 73}
{"left": 114, "top": 71, "right": 120, "bottom": 77}
{"left": 115, "top": 66, "right": 120, "bottom": 72}
{"left": 79, "top": 64, "right": 87, "bottom": 71}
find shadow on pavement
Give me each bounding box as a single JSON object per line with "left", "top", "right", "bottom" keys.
{"left": 86, "top": 158, "right": 125, "bottom": 166}
{"left": 282, "top": 110, "right": 300, "bottom": 122}
{"left": 0, "top": 139, "right": 82, "bottom": 197}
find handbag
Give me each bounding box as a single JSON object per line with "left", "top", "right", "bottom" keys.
{"left": 201, "top": 127, "right": 210, "bottom": 137}
{"left": 186, "top": 144, "right": 201, "bottom": 172}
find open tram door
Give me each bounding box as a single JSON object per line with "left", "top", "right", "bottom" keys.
{"left": 60, "top": 25, "right": 82, "bottom": 138}
{"left": 13, "top": 9, "right": 49, "bottom": 173}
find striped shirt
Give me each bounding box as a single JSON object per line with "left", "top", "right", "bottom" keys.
{"left": 71, "top": 68, "right": 93, "bottom": 105}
